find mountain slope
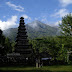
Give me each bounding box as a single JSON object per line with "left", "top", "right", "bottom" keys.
{"left": 3, "top": 20, "right": 60, "bottom": 41}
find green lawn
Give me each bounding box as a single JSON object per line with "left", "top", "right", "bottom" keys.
{"left": 0, "top": 65, "right": 72, "bottom": 72}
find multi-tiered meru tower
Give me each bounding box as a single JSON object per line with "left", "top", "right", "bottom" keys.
{"left": 15, "top": 17, "right": 32, "bottom": 57}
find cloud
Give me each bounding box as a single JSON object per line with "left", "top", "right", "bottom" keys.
{"left": 0, "top": 16, "right": 18, "bottom": 30}
{"left": 59, "top": 0, "right": 72, "bottom": 7}
{"left": 22, "top": 14, "right": 31, "bottom": 20}
{"left": 40, "top": 15, "right": 48, "bottom": 23}
{"left": 41, "top": 17, "right": 48, "bottom": 24}
{"left": 3, "top": 16, "right": 6, "bottom": 18}
{"left": 6, "top": 2, "right": 24, "bottom": 12}
{"left": 35, "top": 18, "right": 38, "bottom": 20}
{"left": 22, "top": 14, "right": 32, "bottom": 23}
{"left": 51, "top": 9, "right": 69, "bottom": 18}
{"left": 54, "top": 21, "right": 62, "bottom": 26}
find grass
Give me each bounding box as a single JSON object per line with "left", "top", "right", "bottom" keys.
{"left": 0, "top": 65, "right": 72, "bottom": 72}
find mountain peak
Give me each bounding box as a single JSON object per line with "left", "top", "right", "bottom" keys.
{"left": 27, "top": 20, "right": 39, "bottom": 28}
{"left": 27, "top": 20, "right": 47, "bottom": 29}
{"left": 33, "top": 20, "right": 44, "bottom": 24}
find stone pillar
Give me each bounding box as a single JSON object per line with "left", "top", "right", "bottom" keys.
{"left": 67, "top": 52, "right": 70, "bottom": 64}
{"left": 36, "top": 58, "right": 38, "bottom": 68}
{"left": 36, "top": 57, "right": 40, "bottom": 68}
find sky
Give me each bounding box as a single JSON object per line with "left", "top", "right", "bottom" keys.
{"left": 0, "top": 0, "right": 72, "bottom": 30}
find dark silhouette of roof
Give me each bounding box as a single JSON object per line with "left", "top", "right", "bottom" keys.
{"left": 20, "top": 17, "right": 24, "bottom": 19}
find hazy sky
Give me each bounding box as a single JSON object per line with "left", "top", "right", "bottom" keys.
{"left": 0, "top": 0, "right": 72, "bottom": 30}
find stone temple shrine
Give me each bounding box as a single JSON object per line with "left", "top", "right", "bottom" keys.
{"left": 15, "top": 17, "right": 32, "bottom": 57}
{"left": 7, "top": 17, "right": 32, "bottom": 65}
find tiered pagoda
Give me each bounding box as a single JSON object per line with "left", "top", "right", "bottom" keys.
{"left": 15, "top": 17, "right": 32, "bottom": 58}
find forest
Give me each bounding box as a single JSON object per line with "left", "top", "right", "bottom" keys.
{"left": 0, "top": 13, "right": 72, "bottom": 65}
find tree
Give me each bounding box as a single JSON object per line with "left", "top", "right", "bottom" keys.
{"left": 56, "top": 36, "right": 67, "bottom": 62}
{"left": 29, "top": 36, "right": 71, "bottom": 64}
{"left": 59, "top": 13, "right": 72, "bottom": 36}
{"left": 4, "top": 37, "right": 12, "bottom": 53}
{"left": 11, "top": 41, "right": 16, "bottom": 52}
{"left": 0, "top": 29, "right": 12, "bottom": 55}
{"left": 59, "top": 13, "right": 72, "bottom": 63}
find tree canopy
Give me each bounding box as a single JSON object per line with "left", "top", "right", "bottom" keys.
{"left": 59, "top": 13, "right": 72, "bottom": 36}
